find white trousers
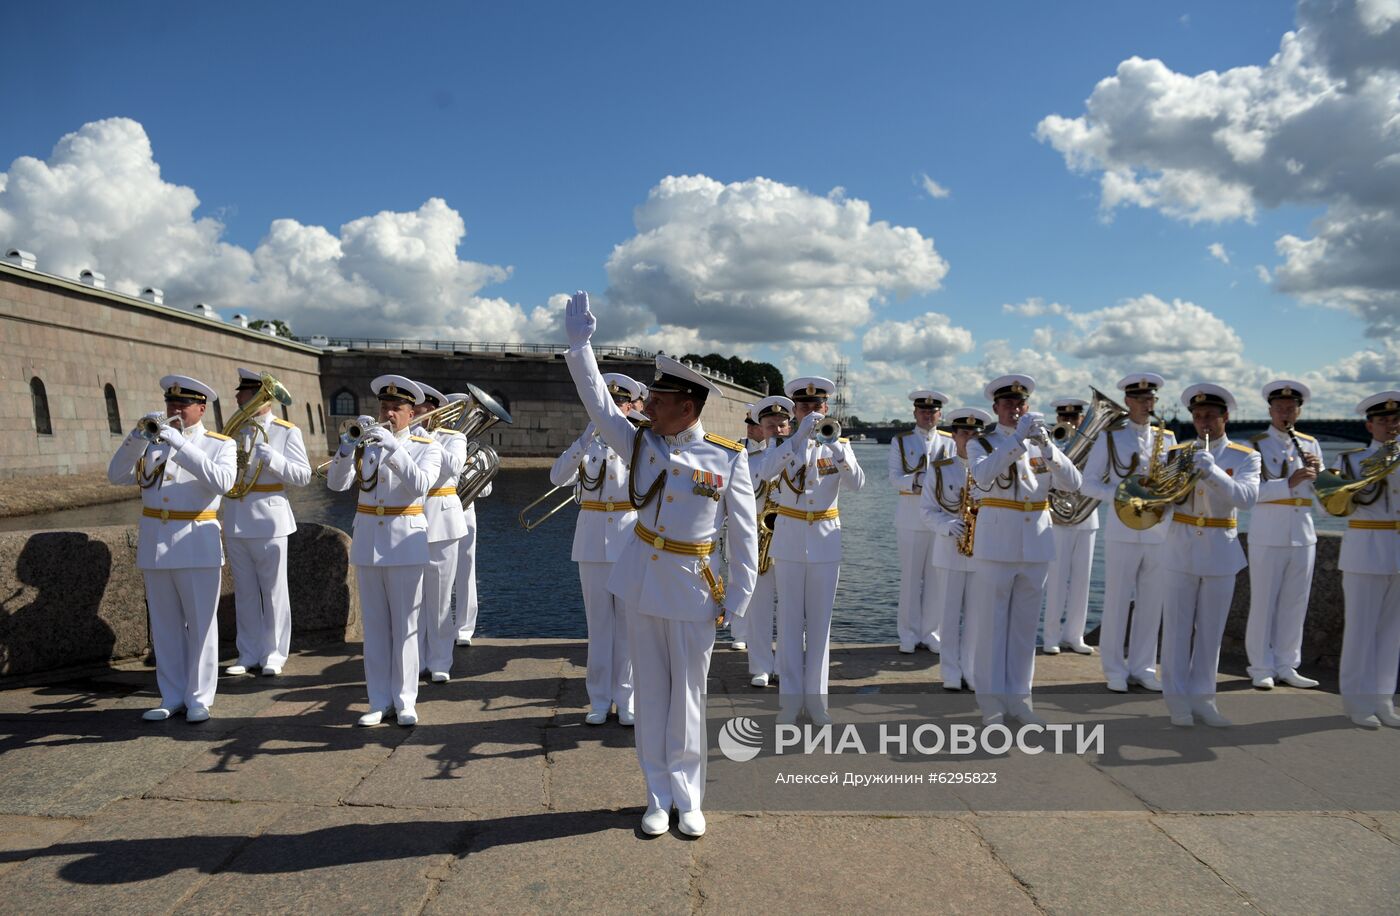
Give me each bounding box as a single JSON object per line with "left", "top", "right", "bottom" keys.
{"left": 628, "top": 611, "right": 714, "bottom": 813}
{"left": 972, "top": 560, "right": 1048, "bottom": 717}
{"left": 420, "top": 539, "right": 461, "bottom": 675}
{"left": 897, "top": 528, "right": 939, "bottom": 650}
{"left": 933, "top": 567, "right": 978, "bottom": 689}
{"left": 1245, "top": 543, "right": 1315, "bottom": 679}
{"left": 357, "top": 564, "right": 423, "bottom": 713}
{"left": 1340, "top": 572, "right": 1400, "bottom": 717}
{"left": 1161, "top": 574, "right": 1234, "bottom": 717}
{"left": 144, "top": 567, "right": 221, "bottom": 712}
{"left": 1100, "top": 540, "right": 1163, "bottom": 681}
{"left": 746, "top": 570, "right": 777, "bottom": 677}
{"left": 453, "top": 512, "right": 480, "bottom": 640}
{"left": 578, "top": 561, "right": 634, "bottom": 714}
{"left": 226, "top": 536, "right": 292, "bottom": 669}
{"left": 1043, "top": 527, "right": 1095, "bottom": 647}
{"left": 775, "top": 560, "right": 841, "bottom": 700}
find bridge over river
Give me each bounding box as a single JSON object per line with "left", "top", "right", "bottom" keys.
{"left": 857, "top": 417, "right": 1370, "bottom": 444}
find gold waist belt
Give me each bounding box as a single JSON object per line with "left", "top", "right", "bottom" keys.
{"left": 1261, "top": 498, "right": 1311, "bottom": 507}
{"left": 775, "top": 505, "right": 840, "bottom": 523}
{"left": 142, "top": 507, "right": 217, "bottom": 523}
{"left": 1348, "top": 519, "right": 1400, "bottom": 531}
{"left": 580, "top": 499, "right": 628, "bottom": 512}
{"left": 248, "top": 483, "right": 284, "bottom": 493}
{"left": 979, "top": 498, "right": 1050, "bottom": 512}
{"left": 633, "top": 522, "right": 725, "bottom": 603}
{"left": 1172, "top": 513, "right": 1237, "bottom": 529}
{"left": 356, "top": 504, "right": 424, "bottom": 517}
{"left": 428, "top": 487, "right": 459, "bottom": 498}
{"left": 899, "top": 489, "right": 920, "bottom": 496}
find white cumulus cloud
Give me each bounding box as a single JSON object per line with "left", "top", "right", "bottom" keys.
{"left": 918, "top": 173, "right": 951, "bottom": 199}
{"left": 1002, "top": 297, "right": 1070, "bottom": 317}
{"left": 0, "top": 117, "right": 544, "bottom": 342}
{"left": 1208, "top": 242, "right": 1231, "bottom": 265}
{"left": 861, "top": 311, "right": 974, "bottom": 365}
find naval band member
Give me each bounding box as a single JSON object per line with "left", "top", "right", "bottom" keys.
{"left": 1042, "top": 397, "right": 1098, "bottom": 655}
{"left": 890, "top": 389, "right": 953, "bottom": 654}
{"left": 446, "top": 391, "right": 492, "bottom": 648}
{"left": 564, "top": 291, "right": 757, "bottom": 838}
{"left": 108, "top": 375, "right": 237, "bottom": 722}
{"left": 412, "top": 382, "right": 468, "bottom": 683}
{"left": 744, "top": 395, "right": 794, "bottom": 687}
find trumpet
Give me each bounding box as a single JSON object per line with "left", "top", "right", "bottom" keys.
{"left": 138, "top": 413, "right": 182, "bottom": 442}
{"left": 312, "top": 417, "right": 391, "bottom": 479}
{"left": 815, "top": 416, "right": 842, "bottom": 445}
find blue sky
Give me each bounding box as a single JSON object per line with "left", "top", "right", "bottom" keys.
{"left": 4, "top": 1, "right": 1395, "bottom": 418}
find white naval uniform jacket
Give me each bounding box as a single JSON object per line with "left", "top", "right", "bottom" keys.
{"left": 920, "top": 455, "right": 976, "bottom": 572}
{"left": 221, "top": 414, "right": 311, "bottom": 539}
{"left": 1249, "top": 426, "right": 1323, "bottom": 548}
{"left": 755, "top": 432, "right": 866, "bottom": 565}
{"left": 968, "top": 425, "right": 1082, "bottom": 564}
{"left": 1335, "top": 441, "right": 1400, "bottom": 575}
{"left": 564, "top": 344, "right": 758, "bottom": 622}
{"left": 890, "top": 427, "right": 953, "bottom": 531}
{"left": 414, "top": 425, "right": 468, "bottom": 544}
{"left": 326, "top": 429, "right": 441, "bottom": 567}
{"left": 550, "top": 426, "right": 637, "bottom": 564}
{"left": 107, "top": 422, "right": 238, "bottom": 570}
{"left": 1080, "top": 420, "right": 1177, "bottom": 544}
{"left": 1163, "top": 438, "right": 1260, "bottom": 577}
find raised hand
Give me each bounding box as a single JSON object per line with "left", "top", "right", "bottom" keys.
{"left": 565, "top": 290, "right": 597, "bottom": 348}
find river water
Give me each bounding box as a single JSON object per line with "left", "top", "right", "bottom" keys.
{"left": 1, "top": 440, "right": 1357, "bottom": 644}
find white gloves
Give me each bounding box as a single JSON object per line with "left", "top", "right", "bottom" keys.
{"left": 367, "top": 426, "right": 400, "bottom": 452}
{"left": 251, "top": 442, "right": 281, "bottom": 475}
{"left": 158, "top": 424, "right": 188, "bottom": 450}
{"left": 1014, "top": 412, "right": 1039, "bottom": 441}
{"left": 565, "top": 290, "right": 597, "bottom": 349}
{"left": 795, "top": 412, "right": 821, "bottom": 441}
{"left": 943, "top": 517, "right": 967, "bottom": 539}
{"left": 1192, "top": 449, "right": 1216, "bottom": 472}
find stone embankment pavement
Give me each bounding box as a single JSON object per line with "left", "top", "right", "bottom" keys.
{"left": 0, "top": 641, "right": 1396, "bottom": 914}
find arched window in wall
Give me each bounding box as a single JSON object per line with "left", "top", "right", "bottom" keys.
{"left": 306, "top": 403, "right": 316, "bottom": 434}
{"left": 332, "top": 388, "right": 357, "bottom": 416}
{"left": 30, "top": 377, "right": 52, "bottom": 435}
{"left": 104, "top": 383, "right": 122, "bottom": 435}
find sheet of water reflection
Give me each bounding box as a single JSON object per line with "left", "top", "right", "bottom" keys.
{"left": 0, "top": 440, "right": 1359, "bottom": 643}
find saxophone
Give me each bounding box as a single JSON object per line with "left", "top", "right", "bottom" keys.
{"left": 756, "top": 478, "right": 778, "bottom": 575}
{"left": 956, "top": 466, "right": 978, "bottom": 557}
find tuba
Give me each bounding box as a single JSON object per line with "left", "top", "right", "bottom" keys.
{"left": 453, "top": 383, "right": 512, "bottom": 506}
{"left": 1048, "top": 387, "right": 1129, "bottom": 526}
{"left": 223, "top": 372, "right": 294, "bottom": 499}
{"left": 1314, "top": 440, "right": 1400, "bottom": 517}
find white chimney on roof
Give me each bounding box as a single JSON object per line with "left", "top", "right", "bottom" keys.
{"left": 309, "top": 334, "right": 330, "bottom": 347}
{"left": 140, "top": 287, "right": 164, "bottom": 304}
{"left": 191, "top": 302, "right": 222, "bottom": 322}
{"left": 229, "top": 312, "right": 250, "bottom": 328}
{"left": 260, "top": 324, "right": 278, "bottom": 336}
{"left": 4, "top": 249, "right": 36, "bottom": 270}
{"left": 79, "top": 269, "right": 107, "bottom": 289}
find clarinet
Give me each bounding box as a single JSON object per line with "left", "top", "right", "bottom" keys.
{"left": 1287, "top": 424, "right": 1320, "bottom": 472}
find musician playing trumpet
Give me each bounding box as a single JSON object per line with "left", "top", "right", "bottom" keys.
{"left": 326, "top": 375, "right": 442, "bottom": 727}
{"left": 743, "top": 395, "right": 794, "bottom": 688}
{"left": 548, "top": 373, "right": 642, "bottom": 725}
{"left": 1336, "top": 391, "right": 1400, "bottom": 728}
{"left": 968, "top": 375, "right": 1081, "bottom": 726}
{"left": 919, "top": 407, "right": 992, "bottom": 691}
{"left": 1160, "top": 384, "right": 1260, "bottom": 727}
{"left": 1244, "top": 380, "right": 1324, "bottom": 690}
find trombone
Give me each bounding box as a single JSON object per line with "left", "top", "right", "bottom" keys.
{"left": 222, "top": 372, "right": 294, "bottom": 499}
{"left": 518, "top": 483, "right": 580, "bottom": 531}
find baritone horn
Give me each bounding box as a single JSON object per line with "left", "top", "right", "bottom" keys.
{"left": 223, "top": 372, "right": 295, "bottom": 499}
{"left": 453, "top": 383, "right": 513, "bottom": 506}
{"left": 1048, "top": 387, "right": 1129, "bottom": 526}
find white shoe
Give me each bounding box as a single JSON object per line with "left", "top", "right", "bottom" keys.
{"left": 942, "top": 679, "right": 962, "bottom": 692}
{"left": 1376, "top": 701, "right": 1400, "bottom": 727}
{"left": 584, "top": 710, "right": 608, "bottom": 726}
{"left": 185, "top": 707, "right": 210, "bottom": 723}
{"left": 1130, "top": 673, "right": 1163, "bottom": 692}
{"left": 731, "top": 641, "right": 747, "bottom": 651}
{"left": 455, "top": 637, "right": 472, "bottom": 647}
{"left": 262, "top": 666, "right": 282, "bottom": 677}
{"left": 981, "top": 712, "right": 1004, "bottom": 726}
{"left": 430, "top": 672, "right": 450, "bottom": 683}
{"left": 142, "top": 705, "right": 183, "bottom": 721}
{"left": 1011, "top": 707, "right": 1047, "bottom": 727}
{"left": 808, "top": 708, "right": 833, "bottom": 727}
{"left": 1350, "top": 713, "right": 1381, "bottom": 729}
{"left": 898, "top": 645, "right": 916, "bottom": 655}
{"left": 1195, "top": 703, "right": 1231, "bottom": 728}
{"left": 397, "top": 709, "right": 418, "bottom": 727}
{"left": 1042, "top": 644, "right": 1061, "bottom": 655}
{"left": 641, "top": 807, "right": 670, "bottom": 836}
{"left": 1276, "top": 669, "right": 1318, "bottom": 689}
{"left": 1107, "top": 677, "right": 1129, "bottom": 693}
{"left": 357, "top": 708, "right": 391, "bottom": 727}
{"left": 618, "top": 710, "right": 635, "bottom": 726}
{"left": 1170, "top": 713, "right": 1195, "bottom": 727}
{"left": 1252, "top": 676, "right": 1275, "bottom": 690}
{"left": 924, "top": 640, "right": 941, "bottom": 653}
{"left": 750, "top": 673, "right": 770, "bottom": 688}
{"left": 224, "top": 665, "right": 248, "bottom": 676}
{"left": 1067, "top": 641, "right": 1094, "bottom": 655}
{"left": 677, "top": 810, "right": 706, "bottom": 837}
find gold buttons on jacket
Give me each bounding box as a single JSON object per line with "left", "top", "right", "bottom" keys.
{"left": 672, "top": 468, "right": 680, "bottom": 476}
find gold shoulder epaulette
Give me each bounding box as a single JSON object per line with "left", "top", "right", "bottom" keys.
{"left": 1167, "top": 442, "right": 1190, "bottom": 452}
{"left": 204, "top": 431, "right": 232, "bottom": 441}
{"left": 838, "top": 437, "right": 850, "bottom": 443}
{"left": 439, "top": 429, "right": 464, "bottom": 436}
{"left": 1294, "top": 430, "right": 1316, "bottom": 441}
{"left": 932, "top": 456, "right": 955, "bottom": 468}
{"left": 1227, "top": 442, "right": 1253, "bottom": 454}
{"left": 271, "top": 417, "right": 295, "bottom": 429}
{"left": 937, "top": 429, "right": 953, "bottom": 437}
{"left": 409, "top": 435, "right": 433, "bottom": 444}
{"left": 704, "top": 433, "right": 743, "bottom": 452}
